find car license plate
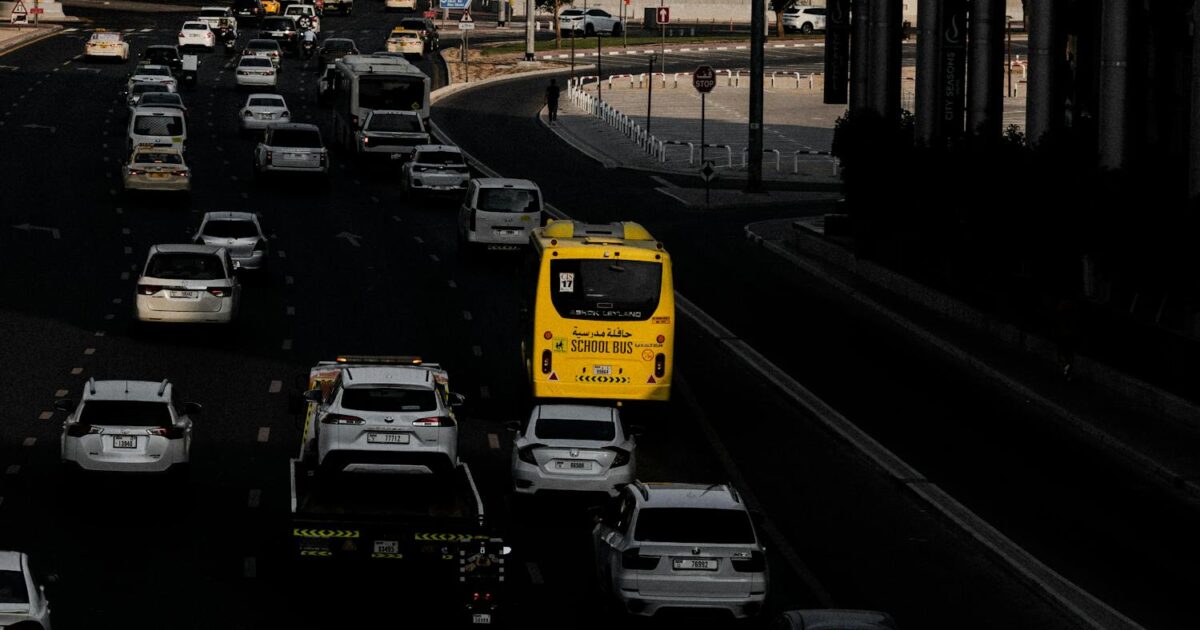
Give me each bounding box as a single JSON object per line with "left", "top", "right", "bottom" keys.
{"left": 287, "top": 153, "right": 306, "bottom": 160}
{"left": 554, "top": 460, "right": 592, "bottom": 470}
{"left": 367, "top": 432, "right": 410, "bottom": 444}
{"left": 471, "top": 614, "right": 492, "bottom": 625}
{"left": 496, "top": 229, "right": 518, "bottom": 236}
{"left": 113, "top": 436, "right": 138, "bottom": 449}
{"left": 672, "top": 558, "right": 718, "bottom": 571}
{"left": 149, "top": 173, "right": 169, "bottom": 179}
{"left": 169, "top": 290, "right": 198, "bottom": 299}
{"left": 374, "top": 540, "right": 399, "bottom": 554}
{"left": 594, "top": 365, "right": 612, "bottom": 376}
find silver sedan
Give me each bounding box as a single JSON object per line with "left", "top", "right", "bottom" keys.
{"left": 193, "top": 211, "right": 269, "bottom": 271}
{"left": 239, "top": 93, "right": 290, "bottom": 133}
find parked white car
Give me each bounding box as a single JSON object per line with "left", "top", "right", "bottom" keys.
{"left": 178, "top": 21, "right": 217, "bottom": 49}
{"left": 509, "top": 405, "right": 636, "bottom": 496}
{"left": 135, "top": 244, "right": 241, "bottom": 324}
{"left": 400, "top": 144, "right": 469, "bottom": 195}
{"left": 782, "top": 6, "right": 826, "bottom": 34}
{"left": 0, "top": 551, "right": 54, "bottom": 630}
{"left": 559, "top": 8, "right": 623, "bottom": 36}
{"left": 58, "top": 378, "right": 199, "bottom": 474}
{"left": 239, "top": 93, "right": 289, "bottom": 131}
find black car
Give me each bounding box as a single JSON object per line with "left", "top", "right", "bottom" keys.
{"left": 259, "top": 16, "right": 300, "bottom": 52}
{"left": 317, "top": 37, "right": 358, "bottom": 67}
{"left": 140, "top": 45, "right": 183, "bottom": 75}
{"left": 232, "top": 0, "right": 265, "bottom": 23}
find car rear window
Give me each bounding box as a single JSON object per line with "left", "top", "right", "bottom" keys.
{"left": 534, "top": 418, "right": 615, "bottom": 441}
{"left": 0, "top": 570, "right": 28, "bottom": 604}
{"left": 184, "top": 23, "right": 208, "bottom": 29}
{"left": 137, "top": 66, "right": 171, "bottom": 76}
{"left": 249, "top": 97, "right": 283, "bottom": 107}
{"left": 146, "top": 253, "right": 226, "bottom": 280}
{"left": 78, "top": 400, "right": 173, "bottom": 428}
{"left": 416, "top": 151, "right": 465, "bottom": 166}
{"left": 132, "top": 83, "right": 170, "bottom": 95}
{"left": 270, "top": 129, "right": 322, "bottom": 148}
{"left": 634, "top": 508, "right": 756, "bottom": 544}
{"left": 93, "top": 33, "right": 121, "bottom": 41}
{"left": 477, "top": 188, "right": 539, "bottom": 213}
{"left": 340, "top": 387, "right": 437, "bottom": 412}
{"left": 133, "top": 114, "right": 185, "bottom": 136}
{"left": 134, "top": 152, "right": 183, "bottom": 164}
{"left": 366, "top": 113, "right": 422, "bottom": 132}
{"left": 241, "top": 57, "right": 273, "bottom": 67}
{"left": 202, "top": 220, "right": 258, "bottom": 239}
{"left": 140, "top": 94, "right": 182, "bottom": 106}
{"left": 548, "top": 258, "right": 663, "bottom": 321}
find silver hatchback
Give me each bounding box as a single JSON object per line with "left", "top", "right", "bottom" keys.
{"left": 193, "top": 212, "right": 269, "bottom": 271}
{"left": 58, "top": 378, "right": 198, "bottom": 474}
{"left": 457, "top": 178, "right": 543, "bottom": 251}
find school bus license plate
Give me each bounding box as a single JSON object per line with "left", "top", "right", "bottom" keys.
{"left": 593, "top": 365, "right": 611, "bottom": 376}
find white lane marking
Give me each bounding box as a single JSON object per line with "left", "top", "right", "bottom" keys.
{"left": 650, "top": 175, "right": 676, "bottom": 188}
{"left": 286, "top": 306, "right": 295, "bottom": 316}
{"left": 123, "top": 246, "right": 132, "bottom": 254}
{"left": 429, "top": 254, "right": 440, "bottom": 262}
{"left": 115, "top": 207, "right": 123, "bottom": 214}
{"left": 472, "top": 345, "right": 482, "bottom": 357}
{"left": 94, "top": 331, "right": 106, "bottom": 337}
{"left": 5, "top": 465, "right": 19, "bottom": 475}
{"left": 269, "top": 380, "right": 282, "bottom": 394}
{"left": 526, "top": 562, "right": 544, "bottom": 585}
{"left": 120, "top": 272, "right": 129, "bottom": 280}
{"left": 479, "top": 385, "right": 490, "bottom": 399}
{"left": 447, "top": 280, "right": 457, "bottom": 288}
{"left": 70, "top": 367, "right": 83, "bottom": 375}
{"left": 257, "top": 427, "right": 271, "bottom": 443}
{"left": 111, "top": 298, "right": 122, "bottom": 305}
{"left": 22, "top": 438, "right": 36, "bottom": 447}
{"left": 104, "top": 314, "right": 114, "bottom": 320}
{"left": 278, "top": 250, "right": 287, "bottom": 259}
{"left": 38, "top": 411, "right": 53, "bottom": 421}
{"left": 248, "top": 489, "right": 261, "bottom": 508}
{"left": 487, "top": 433, "right": 500, "bottom": 449}
{"left": 370, "top": 196, "right": 379, "bottom": 203}
{"left": 54, "top": 389, "right": 68, "bottom": 398}
{"left": 84, "top": 347, "right": 96, "bottom": 355}
{"left": 391, "top": 215, "right": 401, "bottom": 222}
{"left": 244, "top": 557, "right": 257, "bottom": 578}
{"left": 413, "top": 236, "right": 424, "bottom": 244}
{"left": 462, "top": 310, "right": 472, "bottom": 321}
{"left": 121, "top": 227, "right": 131, "bottom": 235}
{"left": 282, "top": 339, "right": 293, "bottom": 350}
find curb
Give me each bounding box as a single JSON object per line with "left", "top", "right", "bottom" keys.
{"left": 0, "top": 25, "right": 63, "bottom": 55}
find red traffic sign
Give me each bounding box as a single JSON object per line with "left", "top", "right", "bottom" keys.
{"left": 692, "top": 65, "right": 716, "bottom": 93}
{"left": 655, "top": 6, "right": 669, "bottom": 25}
{"left": 30, "top": 7, "right": 43, "bottom": 13}
{"left": 423, "top": 9, "right": 436, "bottom": 18}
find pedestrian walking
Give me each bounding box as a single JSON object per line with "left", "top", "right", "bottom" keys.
{"left": 545, "top": 79, "right": 560, "bottom": 124}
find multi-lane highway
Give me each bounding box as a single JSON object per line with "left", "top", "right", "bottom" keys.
{"left": 0, "top": 3, "right": 1193, "bottom": 629}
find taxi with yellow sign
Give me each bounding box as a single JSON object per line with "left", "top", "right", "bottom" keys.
{"left": 385, "top": 26, "right": 425, "bottom": 59}
{"left": 85, "top": 30, "right": 130, "bottom": 62}
{"left": 261, "top": 0, "right": 281, "bottom": 15}
{"left": 122, "top": 145, "right": 191, "bottom": 193}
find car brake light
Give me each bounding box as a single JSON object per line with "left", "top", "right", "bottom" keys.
{"left": 731, "top": 550, "right": 766, "bottom": 573}
{"left": 138, "top": 284, "right": 160, "bottom": 295}
{"left": 127, "top": 169, "right": 143, "bottom": 176}
{"left": 412, "top": 416, "right": 455, "bottom": 427}
{"left": 470, "top": 591, "right": 494, "bottom": 602}
{"left": 621, "top": 548, "right": 660, "bottom": 570}
{"left": 604, "top": 446, "right": 630, "bottom": 467}
{"left": 206, "top": 287, "right": 230, "bottom": 297}
{"left": 516, "top": 444, "right": 544, "bottom": 465}
{"left": 654, "top": 353, "right": 666, "bottom": 378}
{"left": 244, "top": 111, "right": 254, "bottom": 118}
{"left": 266, "top": 150, "right": 273, "bottom": 162}
{"left": 319, "top": 153, "right": 327, "bottom": 165}
{"left": 178, "top": 32, "right": 184, "bottom": 37}
{"left": 65, "top": 423, "right": 103, "bottom": 437}
{"left": 351, "top": 114, "right": 359, "bottom": 128}
{"left": 362, "top": 136, "right": 370, "bottom": 146}
{"left": 176, "top": 170, "right": 190, "bottom": 177}
{"left": 282, "top": 110, "right": 290, "bottom": 117}
{"left": 321, "top": 413, "right": 365, "bottom": 425}
{"left": 540, "top": 350, "right": 552, "bottom": 374}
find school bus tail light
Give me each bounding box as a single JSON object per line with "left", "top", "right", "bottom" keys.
{"left": 541, "top": 350, "right": 552, "bottom": 374}
{"left": 654, "top": 354, "right": 666, "bottom": 378}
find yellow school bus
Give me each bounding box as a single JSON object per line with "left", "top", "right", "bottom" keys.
{"left": 524, "top": 220, "right": 674, "bottom": 402}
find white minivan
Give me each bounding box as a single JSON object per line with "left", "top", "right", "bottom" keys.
{"left": 127, "top": 105, "right": 188, "bottom": 153}
{"left": 457, "top": 178, "right": 543, "bottom": 252}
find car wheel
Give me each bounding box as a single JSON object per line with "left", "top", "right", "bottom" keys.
{"left": 585, "top": 23, "right": 595, "bottom": 36}
{"left": 801, "top": 22, "right": 814, "bottom": 34}
{"left": 611, "top": 23, "right": 622, "bottom": 36}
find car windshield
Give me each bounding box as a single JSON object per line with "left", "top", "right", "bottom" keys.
{"left": 202, "top": 220, "right": 259, "bottom": 239}
{"left": 340, "top": 387, "right": 437, "bottom": 412}
{"left": 633, "top": 508, "right": 757, "bottom": 544}
{"left": 134, "top": 152, "right": 183, "bottom": 164}
{"left": 477, "top": 188, "right": 539, "bottom": 213}
{"left": 548, "top": 259, "right": 662, "bottom": 321}
{"left": 416, "top": 151, "right": 464, "bottom": 165}
{"left": 241, "top": 57, "right": 273, "bottom": 67}
{"left": 270, "top": 129, "right": 322, "bottom": 148}
{"left": 358, "top": 76, "right": 424, "bottom": 111}
{"left": 534, "top": 418, "right": 615, "bottom": 441}
{"left": 366, "top": 113, "right": 422, "bottom": 132}
{"left": 0, "top": 570, "right": 28, "bottom": 604}
{"left": 145, "top": 50, "right": 178, "bottom": 62}
{"left": 248, "top": 97, "right": 284, "bottom": 107}
{"left": 183, "top": 23, "right": 208, "bottom": 30}
{"left": 146, "top": 253, "right": 226, "bottom": 280}
{"left": 78, "top": 400, "right": 173, "bottom": 428}
{"left": 561, "top": 9, "right": 582, "bottom": 16}
{"left": 133, "top": 115, "right": 185, "bottom": 136}
{"left": 132, "top": 84, "right": 170, "bottom": 96}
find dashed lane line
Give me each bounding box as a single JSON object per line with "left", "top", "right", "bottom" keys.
{"left": 429, "top": 254, "right": 439, "bottom": 262}
{"left": 286, "top": 306, "right": 295, "bottom": 316}
{"left": 84, "top": 348, "right": 95, "bottom": 355}
{"left": 447, "top": 280, "right": 457, "bottom": 288}
{"left": 472, "top": 345, "right": 482, "bottom": 357}
{"left": 54, "top": 390, "right": 68, "bottom": 398}
{"left": 5, "top": 465, "right": 19, "bottom": 475}
{"left": 479, "top": 385, "right": 490, "bottom": 400}
{"left": 282, "top": 339, "right": 293, "bottom": 351}
{"left": 38, "top": 412, "right": 52, "bottom": 421}
{"left": 70, "top": 367, "right": 83, "bottom": 375}
{"left": 257, "top": 427, "right": 271, "bottom": 443}
{"left": 487, "top": 433, "right": 499, "bottom": 450}
{"left": 462, "top": 310, "right": 472, "bottom": 321}
{"left": 269, "top": 380, "right": 282, "bottom": 394}
{"left": 22, "top": 438, "right": 35, "bottom": 447}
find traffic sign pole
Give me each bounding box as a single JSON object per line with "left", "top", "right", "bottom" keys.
{"left": 702, "top": 92, "right": 708, "bottom": 207}
{"left": 692, "top": 65, "right": 716, "bottom": 206}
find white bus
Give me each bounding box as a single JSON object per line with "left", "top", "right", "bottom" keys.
{"left": 330, "top": 54, "right": 430, "bottom": 153}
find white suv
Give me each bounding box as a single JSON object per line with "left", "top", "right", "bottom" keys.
{"left": 592, "top": 482, "right": 768, "bottom": 618}
{"left": 58, "top": 378, "right": 198, "bottom": 474}
{"left": 0, "top": 551, "right": 53, "bottom": 629}
{"left": 283, "top": 3, "right": 321, "bottom": 33}
{"left": 457, "top": 178, "right": 543, "bottom": 252}
{"left": 400, "top": 144, "right": 469, "bottom": 195}
{"left": 255, "top": 123, "right": 328, "bottom": 176}
{"left": 303, "top": 359, "right": 464, "bottom": 475}
{"left": 782, "top": 7, "right": 826, "bottom": 34}
{"left": 509, "top": 405, "right": 636, "bottom": 496}
{"left": 135, "top": 244, "right": 241, "bottom": 324}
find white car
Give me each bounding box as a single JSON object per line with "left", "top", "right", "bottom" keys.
{"left": 509, "top": 405, "right": 636, "bottom": 496}
{"left": 192, "top": 211, "right": 269, "bottom": 271}
{"left": 128, "top": 91, "right": 187, "bottom": 119}
{"left": 123, "top": 145, "right": 191, "bottom": 193}
{"left": 85, "top": 31, "right": 129, "bottom": 61}
{"left": 385, "top": 0, "right": 417, "bottom": 12}
{"left": 301, "top": 358, "right": 465, "bottom": 474}
{"left": 283, "top": 3, "right": 321, "bottom": 33}
{"left": 400, "top": 144, "right": 469, "bottom": 195}
{"left": 235, "top": 54, "right": 278, "bottom": 88}
{"left": 178, "top": 21, "right": 217, "bottom": 49}
{"left": 127, "top": 105, "right": 188, "bottom": 152}
{"left": 0, "top": 551, "right": 53, "bottom": 629}
{"left": 559, "top": 8, "right": 623, "bottom": 36}
{"left": 355, "top": 110, "right": 429, "bottom": 159}
{"left": 782, "top": 6, "right": 826, "bottom": 34}
{"left": 127, "top": 64, "right": 178, "bottom": 93}
{"left": 255, "top": 123, "right": 328, "bottom": 175}
{"left": 242, "top": 39, "right": 282, "bottom": 68}
{"left": 197, "top": 6, "right": 237, "bottom": 36}
{"left": 385, "top": 29, "right": 423, "bottom": 58}
{"left": 135, "top": 244, "right": 241, "bottom": 324}
{"left": 126, "top": 81, "right": 173, "bottom": 108}
{"left": 239, "top": 93, "right": 289, "bottom": 131}
{"left": 457, "top": 178, "right": 543, "bottom": 251}
{"left": 593, "top": 482, "right": 769, "bottom": 618}
{"left": 58, "top": 378, "right": 198, "bottom": 474}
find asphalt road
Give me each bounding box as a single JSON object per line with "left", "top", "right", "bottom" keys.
{"left": 0, "top": 5, "right": 1179, "bottom": 630}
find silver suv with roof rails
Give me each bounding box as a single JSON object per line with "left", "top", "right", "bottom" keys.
{"left": 592, "top": 481, "right": 768, "bottom": 619}
{"left": 457, "top": 178, "right": 543, "bottom": 252}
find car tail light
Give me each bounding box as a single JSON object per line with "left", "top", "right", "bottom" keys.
{"left": 351, "top": 114, "right": 359, "bottom": 128}
{"left": 470, "top": 591, "right": 494, "bottom": 603}
{"left": 654, "top": 353, "right": 666, "bottom": 377}
{"left": 731, "top": 550, "right": 766, "bottom": 573}
{"left": 621, "top": 548, "right": 660, "bottom": 570}
{"left": 148, "top": 425, "right": 185, "bottom": 439}
{"left": 282, "top": 110, "right": 290, "bottom": 117}
{"left": 206, "top": 286, "right": 230, "bottom": 297}
{"left": 266, "top": 150, "right": 273, "bottom": 162}
{"left": 127, "top": 169, "right": 143, "bottom": 176}
{"left": 319, "top": 153, "right": 327, "bottom": 166}
{"left": 362, "top": 136, "right": 370, "bottom": 147}
{"left": 412, "top": 416, "right": 455, "bottom": 427}
{"left": 540, "top": 350, "right": 552, "bottom": 374}
{"left": 175, "top": 170, "right": 190, "bottom": 177}
{"left": 65, "top": 423, "right": 102, "bottom": 438}
{"left": 244, "top": 111, "right": 254, "bottom": 118}
{"left": 516, "top": 444, "right": 543, "bottom": 465}
{"left": 604, "top": 446, "right": 630, "bottom": 467}
{"left": 321, "top": 413, "right": 365, "bottom": 425}
{"left": 178, "top": 32, "right": 184, "bottom": 38}
{"left": 138, "top": 284, "right": 160, "bottom": 295}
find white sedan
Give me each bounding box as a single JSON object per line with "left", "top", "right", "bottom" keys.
{"left": 178, "top": 21, "right": 217, "bottom": 49}
{"left": 239, "top": 93, "right": 290, "bottom": 132}
{"left": 123, "top": 145, "right": 191, "bottom": 193}
{"left": 85, "top": 31, "right": 129, "bottom": 61}
{"left": 235, "top": 55, "right": 278, "bottom": 88}
{"left": 127, "top": 64, "right": 178, "bottom": 93}
{"left": 509, "top": 404, "right": 636, "bottom": 496}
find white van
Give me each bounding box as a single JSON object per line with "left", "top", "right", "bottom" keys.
{"left": 457, "top": 178, "right": 543, "bottom": 252}
{"left": 127, "top": 105, "right": 188, "bottom": 153}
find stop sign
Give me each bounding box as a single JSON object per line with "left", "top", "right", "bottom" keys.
{"left": 692, "top": 65, "right": 716, "bottom": 93}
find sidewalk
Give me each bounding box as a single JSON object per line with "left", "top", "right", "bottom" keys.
{"left": 0, "top": 24, "right": 63, "bottom": 54}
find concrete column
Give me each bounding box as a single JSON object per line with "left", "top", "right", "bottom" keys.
{"left": 867, "top": 0, "right": 900, "bottom": 121}
{"left": 914, "top": 0, "right": 942, "bottom": 146}
{"left": 850, "top": 0, "right": 871, "bottom": 114}
{"left": 1099, "top": 0, "right": 1130, "bottom": 170}
{"left": 1189, "top": 4, "right": 1200, "bottom": 197}
{"left": 967, "top": 0, "right": 1006, "bottom": 141}
{"left": 1026, "top": 0, "right": 1059, "bottom": 146}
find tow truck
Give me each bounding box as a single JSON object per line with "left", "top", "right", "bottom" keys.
{"left": 289, "top": 356, "right": 508, "bottom": 625}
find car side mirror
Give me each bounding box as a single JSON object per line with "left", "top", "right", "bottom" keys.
{"left": 449, "top": 392, "right": 466, "bottom": 407}
{"left": 181, "top": 402, "right": 203, "bottom": 416}
{"left": 505, "top": 421, "right": 521, "bottom": 433}
{"left": 303, "top": 389, "right": 323, "bottom": 403}
{"left": 54, "top": 399, "right": 75, "bottom": 413}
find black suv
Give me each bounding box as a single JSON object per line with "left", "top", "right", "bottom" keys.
{"left": 259, "top": 16, "right": 300, "bottom": 53}
{"left": 140, "top": 45, "right": 183, "bottom": 75}
{"left": 317, "top": 37, "right": 358, "bottom": 67}
{"left": 232, "top": 0, "right": 265, "bottom": 24}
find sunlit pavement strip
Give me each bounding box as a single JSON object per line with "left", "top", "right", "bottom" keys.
{"left": 38, "top": 411, "right": 52, "bottom": 420}
{"left": 487, "top": 433, "right": 500, "bottom": 450}
{"left": 22, "top": 438, "right": 36, "bottom": 447}
{"left": 269, "top": 380, "right": 282, "bottom": 394}
{"left": 257, "top": 427, "right": 270, "bottom": 443}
